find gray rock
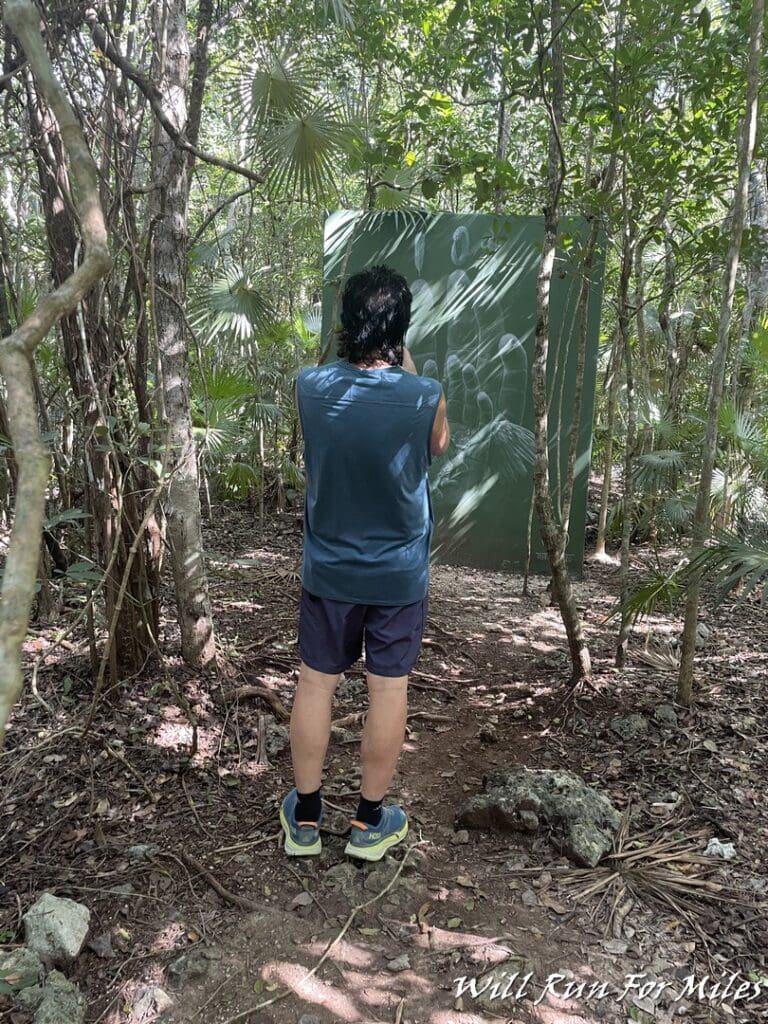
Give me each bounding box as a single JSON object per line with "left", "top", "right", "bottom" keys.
{"left": 128, "top": 843, "right": 161, "bottom": 861}
{"left": 324, "top": 862, "right": 360, "bottom": 900}
{"left": 337, "top": 674, "right": 366, "bottom": 699}
{"left": 132, "top": 982, "right": 174, "bottom": 1018}
{"left": 33, "top": 970, "right": 86, "bottom": 1024}
{"left": 386, "top": 953, "right": 411, "bottom": 973}
{"left": 0, "top": 947, "right": 44, "bottom": 1009}
{"left": 87, "top": 931, "right": 115, "bottom": 959}
{"left": 452, "top": 829, "right": 470, "bottom": 845}
{"left": 733, "top": 714, "right": 757, "bottom": 732}
{"left": 23, "top": 894, "right": 91, "bottom": 965}
{"left": 298, "top": 1015, "right": 322, "bottom": 1024}
{"left": 166, "top": 946, "right": 222, "bottom": 986}
{"left": 704, "top": 837, "right": 736, "bottom": 860}
{"left": 457, "top": 768, "right": 620, "bottom": 867}
{"left": 468, "top": 956, "right": 534, "bottom": 1011}
{"left": 610, "top": 714, "right": 649, "bottom": 740}
{"left": 364, "top": 863, "right": 399, "bottom": 892}
{"left": 17, "top": 983, "right": 46, "bottom": 1012}
{"left": 264, "top": 716, "right": 290, "bottom": 757}
{"left": 654, "top": 704, "right": 678, "bottom": 728}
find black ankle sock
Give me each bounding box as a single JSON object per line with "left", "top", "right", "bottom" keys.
{"left": 356, "top": 796, "right": 383, "bottom": 827}
{"left": 295, "top": 788, "right": 321, "bottom": 822}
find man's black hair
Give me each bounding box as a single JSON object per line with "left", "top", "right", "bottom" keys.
{"left": 337, "top": 264, "right": 412, "bottom": 367}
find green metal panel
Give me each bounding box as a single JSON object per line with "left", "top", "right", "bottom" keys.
{"left": 322, "top": 210, "right": 604, "bottom": 576}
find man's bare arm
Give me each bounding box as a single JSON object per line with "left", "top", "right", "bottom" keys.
{"left": 402, "top": 346, "right": 418, "bottom": 374}
{"left": 431, "top": 393, "right": 450, "bottom": 456}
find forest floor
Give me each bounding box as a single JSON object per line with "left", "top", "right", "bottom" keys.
{"left": 1, "top": 505, "right": 767, "bottom": 1024}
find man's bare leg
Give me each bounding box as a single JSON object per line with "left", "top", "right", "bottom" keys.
{"left": 290, "top": 661, "right": 340, "bottom": 793}
{"left": 360, "top": 673, "right": 408, "bottom": 801}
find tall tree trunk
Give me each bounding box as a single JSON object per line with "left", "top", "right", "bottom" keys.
{"left": 615, "top": 169, "right": 637, "bottom": 668}
{"left": 593, "top": 331, "right": 621, "bottom": 559}
{"left": 531, "top": 0, "right": 591, "bottom": 685}
{"left": 0, "top": 0, "right": 111, "bottom": 748}
{"left": 731, "top": 159, "right": 768, "bottom": 401}
{"left": 677, "top": 0, "right": 764, "bottom": 704}
{"left": 150, "top": 0, "right": 215, "bottom": 667}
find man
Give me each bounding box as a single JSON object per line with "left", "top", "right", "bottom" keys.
{"left": 280, "top": 264, "right": 450, "bottom": 862}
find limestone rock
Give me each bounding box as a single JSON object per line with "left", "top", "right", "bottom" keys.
{"left": 23, "top": 894, "right": 91, "bottom": 965}
{"left": 386, "top": 953, "right": 411, "bottom": 973}
{"left": 457, "top": 768, "right": 620, "bottom": 867}
{"left": 166, "top": 946, "right": 222, "bottom": 986}
{"left": 33, "top": 970, "right": 86, "bottom": 1024}
{"left": 323, "top": 862, "right": 360, "bottom": 901}
{"left": 464, "top": 956, "right": 534, "bottom": 1011}
{"left": 654, "top": 704, "right": 678, "bottom": 728}
{"left": 0, "top": 947, "right": 44, "bottom": 1010}
{"left": 263, "top": 715, "right": 290, "bottom": 757}
{"left": 610, "top": 714, "right": 649, "bottom": 740}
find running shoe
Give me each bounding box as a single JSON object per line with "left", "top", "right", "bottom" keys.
{"left": 344, "top": 804, "right": 408, "bottom": 862}
{"left": 280, "top": 787, "right": 322, "bottom": 857}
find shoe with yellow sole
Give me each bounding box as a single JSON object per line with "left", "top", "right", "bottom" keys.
{"left": 344, "top": 805, "right": 408, "bottom": 862}
{"left": 280, "top": 788, "right": 322, "bottom": 857}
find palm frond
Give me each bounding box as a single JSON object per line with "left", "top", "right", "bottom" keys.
{"left": 219, "top": 462, "right": 261, "bottom": 499}
{"left": 656, "top": 492, "right": 696, "bottom": 531}
{"left": 239, "top": 49, "right": 314, "bottom": 127}
{"left": 718, "top": 399, "right": 764, "bottom": 454}
{"left": 607, "top": 560, "right": 685, "bottom": 624}
{"left": 634, "top": 449, "right": 687, "bottom": 490}
{"left": 262, "top": 103, "right": 350, "bottom": 200}
{"left": 192, "top": 265, "right": 276, "bottom": 345}
{"left": 684, "top": 534, "right": 768, "bottom": 605}
{"left": 317, "top": 0, "right": 354, "bottom": 28}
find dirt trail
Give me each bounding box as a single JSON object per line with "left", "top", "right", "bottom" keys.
{"left": 1, "top": 507, "right": 766, "bottom": 1024}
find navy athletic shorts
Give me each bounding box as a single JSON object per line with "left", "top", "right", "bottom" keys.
{"left": 298, "top": 587, "right": 427, "bottom": 678}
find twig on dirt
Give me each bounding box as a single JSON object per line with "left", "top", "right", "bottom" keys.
{"left": 103, "top": 743, "right": 157, "bottom": 805}
{"left": 179, "top": 850, "right": 263, "bottom": 913}
{"left": 212, "top": 830, "right": 281, "bottom": 855}
{"left": 285, "top": 865, "right": 331, "bottom": 923}
{"left": 181, "top": 775, "right": 216, "bottom": 839}
{"left": 218, "top": 842, "right": 424, "bottom": 1024}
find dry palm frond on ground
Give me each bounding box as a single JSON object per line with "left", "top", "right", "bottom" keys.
{"left": 559, "top": 814, "right": 757, "bottom": 940}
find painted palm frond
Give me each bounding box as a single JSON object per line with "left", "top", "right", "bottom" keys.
{"left": 489, "top": 419, "right": 536, "bottom": 479}
{"left": 262, "top": 103, "right": 351, "bottom": 200}
{"left": 192, "top": 265, "right": 275, "bottom": 345}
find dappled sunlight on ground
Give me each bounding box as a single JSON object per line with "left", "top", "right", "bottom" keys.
{"left": 261, "top": 960, "right": 360, "bottom": 1018}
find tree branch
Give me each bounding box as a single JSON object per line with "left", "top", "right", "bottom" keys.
{"left": 85, "top": 10, "right": 264, "bottom": 184}
{"left": 0, "top": 0, "right": 112, "bottom": 748}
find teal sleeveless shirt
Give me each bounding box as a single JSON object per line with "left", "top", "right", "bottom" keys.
{"left": 297, "top": 359, "right": 443, "bottom": 605}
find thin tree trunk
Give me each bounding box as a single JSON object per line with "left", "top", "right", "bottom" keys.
{"left": 677, "top": 0, "right": 764, "bottom": 704}
{"left": 593, "top": 331, "right": 621, "bottom": 558}
{"left": 150, "top": 0, "right": 215, "bottom": 667}
{"left": 731, "top": 160, "right": 768, "bottom": 401}
{"left": 0, "top": 0, "right": 111, "bottom": 748}
{"left": 615, "top": 169, "right": 637, "bottom": 668}
{"left": 531, "top": 0, "right": 591, "bottom": 685}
